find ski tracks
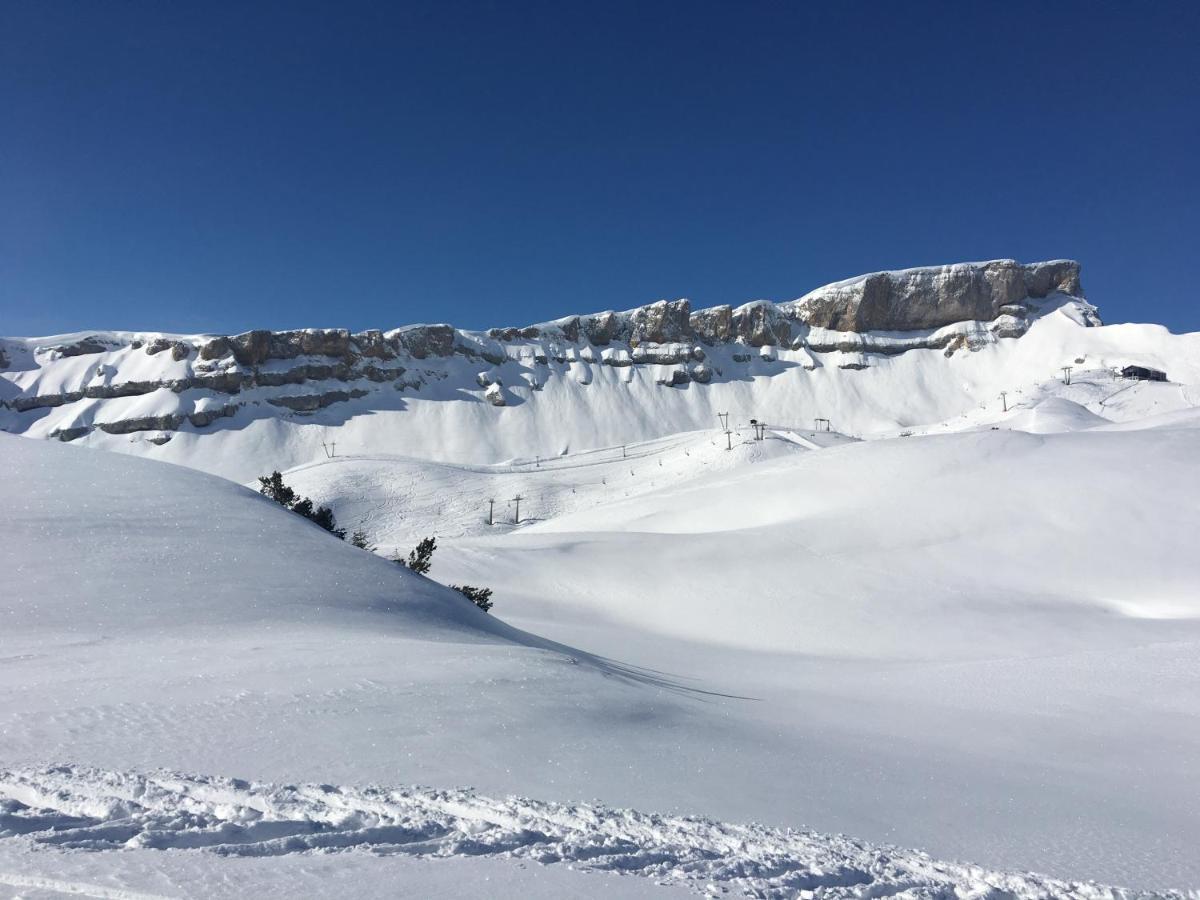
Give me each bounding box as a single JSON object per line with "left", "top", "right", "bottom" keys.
{"left": 0, "top": 767, "right": 1179, "bottom": 899}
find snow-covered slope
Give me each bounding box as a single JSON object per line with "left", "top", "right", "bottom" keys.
{"left": 280, "top": 427, "right": 820, "bottom": 550}
{"left": 8, "top": 428, "right": 1194, "bottom": 896}
{"left": 150, "top": 397, "right": 1200, "bottom": 890}
{"left": 443, "top": 423, "right": 1200, "bottom": 654}
{"left": 6, "top": 259, "right": 1196, "bottom": 484}
{"left": 0, "top": 432, "right": 525, "bottom": 643}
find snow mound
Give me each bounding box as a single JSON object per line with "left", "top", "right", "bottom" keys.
{"left": 0, "top": 766, "right": 1174, "bottom": 900}
{"left": 0, "top": 432, "right": 517, "bottom": 643}
{"left": 1006, "top": 397, "right": 1111, "bottom": 433}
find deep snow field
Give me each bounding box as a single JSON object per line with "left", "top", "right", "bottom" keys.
{"left": 3, "top": 305, "right": 1200, "bottom": 898}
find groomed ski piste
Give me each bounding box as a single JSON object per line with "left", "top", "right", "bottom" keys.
{"left": 277, "top": 427, "right": 850, "bottom": 551}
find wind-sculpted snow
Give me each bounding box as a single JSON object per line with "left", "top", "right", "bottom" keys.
{"left": 0, "top": 767, "right": 1175, "bottom": 900}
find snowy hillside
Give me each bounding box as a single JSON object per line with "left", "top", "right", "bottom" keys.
{"left": 6, "top": 426, "right": 1193, "bottom": 897}
{"left": 277, "top": 412, "right": 1200, "bottom": 891}
{"left": 280, "top": 427, "right": 825, "bottom": 550}
{"left": 0, "top": 433, "right": 539, "bottom": 644}
{"left": 298, "top": 419, "right": 1200, "bottom": 656}
{"left": 6, "top": 258, "right": 1198, "bottom": 483}
{"left": 502, "top": 422, "right": 1200, "bottom": 652}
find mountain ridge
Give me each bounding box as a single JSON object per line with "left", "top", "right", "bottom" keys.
{"left": 8, "top": 256, "right": 1192, "bottom": 485}
{"left": 2, "top": 257, "right": 1084, "bottom": 349}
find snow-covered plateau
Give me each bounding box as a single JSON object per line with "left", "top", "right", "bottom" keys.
{"left": 2, "top": 259, "right": 1199, "bottom": 898}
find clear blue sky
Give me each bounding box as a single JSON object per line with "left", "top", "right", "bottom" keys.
{"left": 2, "top": 0, "right": 1198, "bottom": 337}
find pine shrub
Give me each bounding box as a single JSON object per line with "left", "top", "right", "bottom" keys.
{"left": 452, "top": 584, "right": 493, "bottom": 613}
{"left": 256, "top": 470, "right": 345, "bottom": 540}
{"left": 405, "top": 536, "right": 437, "bottom": 574}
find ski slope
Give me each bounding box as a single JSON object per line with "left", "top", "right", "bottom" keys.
{"left": 275, "top": 358, "right": 1194, "bottom": 563}
{"left": 280, "top": 427, "right": 823, "bottom": 550}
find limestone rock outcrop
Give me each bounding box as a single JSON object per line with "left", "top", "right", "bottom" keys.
{"left": 786, "top": 260, "right": 1082, "bottom": 333}
{"left": 1, "top": 259, "right": 1091, "bottom": 440}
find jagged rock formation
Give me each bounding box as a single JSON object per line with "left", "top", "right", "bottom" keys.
{"left": 267, "top": 389, "right": 370, "bottom": 412}
{"left": 0, "top": 259, "right": 1092, "bottom": 443}
{"left": 788, "top": 259, "right": 1082, "bottom": 333}
{"left": 45, "top": 338, "right": 113, "bottom": 358}
{"left": 492, "top": 259, "right": 1083, "bottom": 350}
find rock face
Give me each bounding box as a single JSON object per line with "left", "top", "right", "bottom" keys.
{"left": 266, "top": 389, "right": 369, "bottom": 412}
{"left": 49, "top": 426, "right": 90, "bottom": 442}
{"left": 1, "top": 259, "right": 1091, "bottom": 441}
{"left": 506, "top": 261, "right": 1082, "bottom": 348}
{"left": 690, "top": 306, "right": 732, "bottom": 343}
{"left": 187, "top": 404, "right": 240, "bottom": 427}
{"left": 96, "top": 413, "right": 186, "bottom": 435}
{"left": 397, "top": 325, "right": 456, "bottom": 359}
{"left": 484, "top": 383, "right": 506, "bottom": 406}
{"left": 788, "top": 260, "right": 1082, "bottom": 333}
{"left": 46, "top": 338, "right": 110, "bottom": 358}
{"left": 732, "top": 302, "right": 791, "bottom": 348}
{"left": 584, "top": 312, "right": 619, "bottom": 345}
{"left": 146, "top": 338, "right": 191, "bottom": 360}
{"left": 629, "top": 300, "right": 692, "bottom": 344}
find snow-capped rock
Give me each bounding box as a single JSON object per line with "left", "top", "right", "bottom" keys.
{"left": 4, "top": 258, "right": 1186, "bottom": 482}
{"left": 787, "top": 259, "right": 1082, "bottom": 332}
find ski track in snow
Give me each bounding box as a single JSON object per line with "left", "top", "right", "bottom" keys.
{"left": 0, "top": 767, "right": 1179, "bottom": 900}
{"left": 0, "top": 872, "right": 170, "bottom": 900}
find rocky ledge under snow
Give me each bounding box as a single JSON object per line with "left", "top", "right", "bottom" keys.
{"left": 0, "top": 259, "right": 1098, "bottom": 440}
{"left": 0, "top": 766, "right": 1177, "bottom": 900}
{"left": 496, "top": 259, "right": 1086, "bottom": 348}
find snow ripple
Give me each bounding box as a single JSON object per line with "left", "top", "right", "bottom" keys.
{"left": 0, "top": 767, "right": 1179, "bottom": 899}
